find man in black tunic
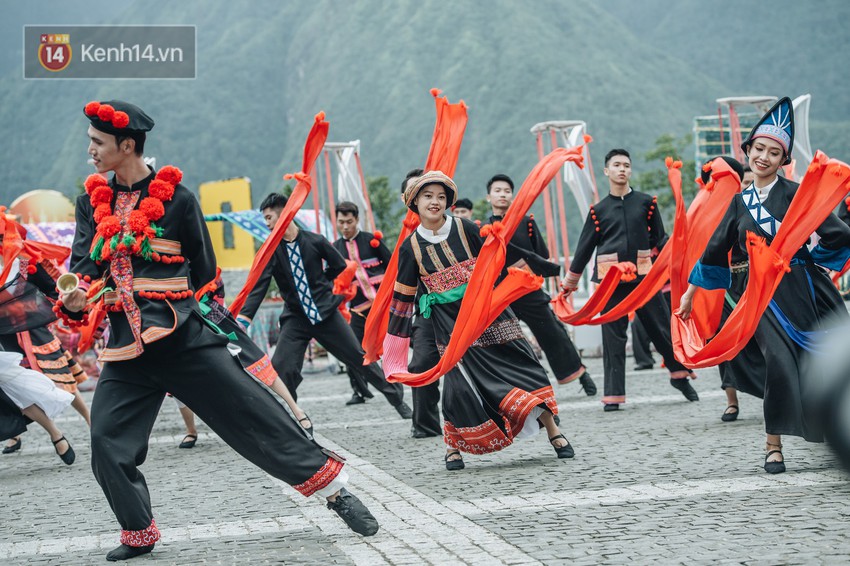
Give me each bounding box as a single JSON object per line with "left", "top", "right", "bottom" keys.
{"left": 332, "top": 201, "right": 409, "bottom": 409}
{"left": 239, "top": 193, "right": 412, "bottom": 418}
{"left": 61, "top": 100, "right": 378, "bottom": 561}
{"left": 561, "top": 149, "right": 698, "bottom": 411}
{"left": 486, "top": 174, "right": 597, "bottom": 395}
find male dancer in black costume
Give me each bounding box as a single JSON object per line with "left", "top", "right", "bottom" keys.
{"left": 238, "top": 193, "right": 412, "bottom": 418}
{"left": 486, "top": 173, "right": 597, "bottom": 395}
{"left": 561, "top": 149, "right": 698, "bottom": 411}
{"left": 61, "top": 100, "right": 378, "bottom": 561}
{"left": 332, "top": 200, "right": 409, "bottom": 409}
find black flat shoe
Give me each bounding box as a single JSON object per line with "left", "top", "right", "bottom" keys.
{"left": 721, "top": 404, "right": 739, "bottom": 422}
{"left": 178, "top": 434, "right": 197, "bottom": 449}
{"left": 3, "top": 437, "right": 21, "bottom": 454}
{"left": 106, "top": 543, "right": 155, "bottom": 561}
{"left": 634, "top": 363, "right": 654, "bottom": 371}
{"left": 670, "top": 378, "right": 699, "bottom": 401}
{"left": 764, "top": 443, "right": 786, "bottom": 474}
{"left": 579, "top": 373, "right": 597, "bottom": 396}
{"left": 327, "top": 488, "right": 379, "bottom": 536}
{"left": 52, "top": 436, "right": 75, "bottom": 465}
{"left": 549, "top": 434, "right": 575, "bottom": 459}
{"left": 445, "top": 450, "right": 465, "bottom": 470}
{"left": 603, "top": 403, "right": 620, "bottom": 412}
{"left": 298, "top": 414, "right": 313, "bottom": 435}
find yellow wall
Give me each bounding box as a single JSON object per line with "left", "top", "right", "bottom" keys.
{"left": 199, "top": 178, "right": 255, "bottom": 270}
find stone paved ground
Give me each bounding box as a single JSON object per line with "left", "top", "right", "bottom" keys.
{"left": 2, "top": 352, "right": 850, "bottom": 565}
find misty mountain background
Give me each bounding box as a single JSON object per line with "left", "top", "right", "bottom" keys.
{"left": 1, "top": 0, "right": 847, "bottom": 243}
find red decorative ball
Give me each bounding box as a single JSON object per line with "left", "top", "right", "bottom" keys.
{"left": 127, "top": 210, "right": 150, "bottom": 233}
{"left": 112, "top": 111, "right": 130, "bottom": 128}
{"left": 97, "top": 104, "right": 115, "bottom": 122}
{"left": 155, "top": 165, "right": 183, "bottom": 187}
{"left": 370, "top": 239, "right": 380, "bottom": 248}
{"left": 84, "top": 101, "right": 101, "bottom": 116}
{"left": 148, "top": 179, "right": 175, "bottom": 201}
{"left": 93, "top": 203, "right": 112, "bottom": 223}
{"left": 139, "top": 197, "right": 165, "bottom": 221}
{"left": 26, "top": 264, "right": 37, "bottom": 275}
{"left": 373, "top": 230, "right": 383, "bottom": 240}
{"left": 84, "top": 174, "right": 109, "bottom": 194}
{"left": 98, "top": 216, "right": 121, "bottom": 238}
{"left": 90, "top": 186, "right": 113, "bottom": 207}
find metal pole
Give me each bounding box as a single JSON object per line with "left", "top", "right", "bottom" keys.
{"left": 323, "top": 149, "right": 338, "bottom": 240}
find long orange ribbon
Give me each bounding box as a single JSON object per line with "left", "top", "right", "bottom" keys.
{"left": 551, "top": 158, "right": 740, "bottom": 326}
{"left": 229, "top": 112, "right": 329, "bottom": 317}
{"left": 361, "top": 89, "right": 468, "bottom": 363}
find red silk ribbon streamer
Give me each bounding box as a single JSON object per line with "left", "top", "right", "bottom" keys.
{"left": 671, "top": 151, "right": 850, "bottom": 367}
{"left": 551, "top": 157, "right": 740, "bottom": 326}
{"left": 385, "top": 146, "right": 586, "bottom": 387}
{"left": 333, "top": 260, "right": 359, "bottom": 323}
{"left": 229, "top": 112, "right": 329, "bottom": 317}
{"left": 362, "top": 89, "right": 468, "bottom": 363}
{"left": 0, "top": 209, "right": 71, "bottom": 285}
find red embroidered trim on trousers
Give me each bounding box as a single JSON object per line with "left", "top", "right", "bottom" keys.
{"left": 292, "top": 457, "right": 345, "bottom": 497}
{"left": 120, "top": 519, "right": 160, "bottom": 547}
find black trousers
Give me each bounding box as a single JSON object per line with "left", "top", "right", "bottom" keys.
{"left": 600, "top": 283, "right": 688, "bottom": 403}
{"left": 509, "top": 289, "right": 584, "bottom": 382}
{"left": 631, "top": 317, "right": 655, "bottom": 367}
{"left": 272, "top": 309, "right": 403, "bottom": 406}
{"left": 90, "top": 313, "right": 331, "bottom": 533}
{"left": 409, "top": 315, "right": 442, "bottom": 436}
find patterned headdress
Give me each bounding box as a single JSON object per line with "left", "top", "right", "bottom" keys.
{"left": 404, "top": 170, "right": 458, "bottom": 212}
{"left": 741, "top": 97, "right": 794, "bottom": 165}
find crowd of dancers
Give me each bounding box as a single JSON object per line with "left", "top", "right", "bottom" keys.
{"left": 2, "top": 94, "right": 849, "bottom": 562}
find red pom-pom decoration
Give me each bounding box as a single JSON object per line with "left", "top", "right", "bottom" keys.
{"left": 112, "top": 111, "right": 130, "bottom": 128}
{"left": 139, "top": 197, "right": 165, "bottom": 221}
{"left": 97, "top": 216, "right": 121, "bottom": 238}
{"left": 84, "top": 101, "right": 101, "bottom": 116}
{"left": 373, "top": 230, "right": 383, "bottom": 240}
{"left": 127, "top": 210, "right": 150, "bottom": 233}
{"left": 155, "top": 165, "right": 183, "bottom": 187}
{"left": 370, "top": 239, "right": 380, "bottom": 248}
{"left": 148, "top": 179, "right": 175, "bottom": 201}
{"left": 26, "top": 264, "right": 37, "bottom": 275}
{"left": 84, "top": 174, "right": 109, "bottom": 194}
{"left": 90, "top": 186, "right": 113, "bottom": 207}
{"left": 97, "top": 104, "right": 115, "bottom": 122}
{"left": 93, "top": 203, "right": 112, "bottom": 223}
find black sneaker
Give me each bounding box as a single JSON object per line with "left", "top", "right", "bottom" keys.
{"left": 603, "top": 403, "right": 620, "bottom": 412}
{"left": 327, "top": 488, "right": 379, "bottom": 536}
{"left": 670, "top": 378, "right": 699, "bottom": 401}
{"left": 394, "top": 402, "right": 413, "bottom": 419}
{"left": 345, "top": 394, "right": 366, "bottom": 406}
{"left": 579, "top": 373, "right": 597, "bottom": 396}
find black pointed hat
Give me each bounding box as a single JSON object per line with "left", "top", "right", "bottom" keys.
{"left": 741, "top": 97, "right": 794, "bottom": 165}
